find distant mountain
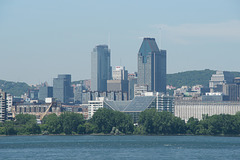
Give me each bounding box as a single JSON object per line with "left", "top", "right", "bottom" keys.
{"left": 167, "top": 69, "right": 240, "bottom": 88}
{"left": 0, "top": 80, "right": 31, "bottom": 96}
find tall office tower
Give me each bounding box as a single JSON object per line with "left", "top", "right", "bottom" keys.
{"left": 38, "top": 86, "right": 53, "bottom": 101}
{"left": 137, "top": 38, "right": 166, "bottom": 93}
{"left": 91, "top": 45, "right": 112, "bottom": 92}
{"left": 53, "top": 74, "right": 73, "bottom": 104}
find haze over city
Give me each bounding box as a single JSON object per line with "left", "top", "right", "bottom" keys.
{"left": 0, "top": 0, "right": 240, "bottom": 84}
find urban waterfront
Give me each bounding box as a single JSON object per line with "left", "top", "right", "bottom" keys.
{"left": 1, "top": 135, "right": 240, "bottom": 160}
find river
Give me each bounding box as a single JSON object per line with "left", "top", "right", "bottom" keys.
{"left": 0, "top": 135, "right": 240, "bottom": 159}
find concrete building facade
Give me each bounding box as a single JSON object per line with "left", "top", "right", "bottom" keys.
{"left": 209, "top": 71, "right": 234, "bottom": 93}
{"left": 87, "top": 97, "right": 104, "bottom": 119}
{"left": 112, "top": 66, "right": 128, "bottom": 80}
{"left": 0, "top": 92, "right": 7, "bottom": 122}
{"left": 175, "top": 101, "right": 240, "bottom": 122}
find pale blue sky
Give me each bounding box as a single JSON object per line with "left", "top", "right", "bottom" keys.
{"left": 0, "top": 0, "right": 240, "bottom": 85}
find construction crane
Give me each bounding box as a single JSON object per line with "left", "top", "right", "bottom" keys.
{"left": 40, "top": 103, "right": 53, "bottom": 121}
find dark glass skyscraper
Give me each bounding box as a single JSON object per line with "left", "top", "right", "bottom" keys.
{"left": 91, "top": 45, "right": 112, "bottom": 92}
{"left": 137, "top": 38, "right": 166, "bottom": 93}
{"left": 38, "top": 86, "right": 53, "bottom": 101}
{"left": 53, "top": 74, "right": 73, "bottom": 103}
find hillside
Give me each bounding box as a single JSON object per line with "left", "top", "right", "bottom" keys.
{"left": 0, "top": 80, "right": 30, "bottom": 96}
{"left": 167, "top": 69, "right": 240, "bottom": 88}
{"left": 1, "top": 69, "right": 240, "bottom": 96}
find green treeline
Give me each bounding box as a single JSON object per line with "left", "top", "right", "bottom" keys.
{"left": 1, "top": 108, "right": 240, "bottom": 136}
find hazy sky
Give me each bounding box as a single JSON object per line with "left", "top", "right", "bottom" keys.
{"left": 0, "top": 0, "right": 240, "bottom": 85}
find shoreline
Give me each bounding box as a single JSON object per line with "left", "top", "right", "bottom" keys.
{"left": 1, "top": 134, "right": 240, "bottom": 137}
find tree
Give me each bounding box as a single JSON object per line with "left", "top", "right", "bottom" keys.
{"left": 137, "top": 109, "right": 186, "bottom": 135}
{"left": 59, "top": 112, "right": 85, "bottom": 134}
{"left": 186, "top": 117, "right": 199, "bottom": 134}
{"left": 91, "top": 108, "right": 115, "bottom": 133}
{"left": 138, "top": 109, "right": 158, "bottom": 134}
{"left": 15, "top": 114, "right": 36, "bottom": 125}
{"left": 91, "top": 108, "right": 134, "bottom": 134}
{"left": 4, "top": 121, "right": 17, "bottom": 135}
{"left": 42, "top": 114, "right": 61, "bottom": 134}
{"left": 77, "top": 124, "right": 86, "bottom": 134}
{"left": 14, "top": 114, "right": 39, "bottom": 135}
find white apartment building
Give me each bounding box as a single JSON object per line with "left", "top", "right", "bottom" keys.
{"left": 87, "top": 97, "right": 104, "bottom": 119}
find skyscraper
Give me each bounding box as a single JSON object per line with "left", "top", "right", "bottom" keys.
{"left": 137, "top": 38, "right": 166, "bottom": 93}
{"left": 53, "top": 74, "right": 73, "bottom": 104}
{"left": 38, "top": 86, "right": 53, "bottom": 101}
{"left": 91, "top": 45, "right": 112, "bottom": 92}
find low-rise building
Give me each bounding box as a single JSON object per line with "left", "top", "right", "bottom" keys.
{"left": 104, "top": 93, "right": 174, "bottom": 123}
{"left": 175, "top": 101, "right": 240, "bottom": 122}
{"left": 12, "top": 101, "right": 61, "bottom": 119}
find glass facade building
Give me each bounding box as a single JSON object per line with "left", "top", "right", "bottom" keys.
{"left": 138, "top": 38, "right": 166, "bottom": 93}
{"left": 53, "top": 74, "right": 73, "bottom": 104}
{"left": 91, "top": 45, "right": 112, "bottom": 92}
{"left": 104, "top": 95, "right": 174, "bottom": 123}
{"left": 38, "top": 86, "right": 53, "bottom": 101}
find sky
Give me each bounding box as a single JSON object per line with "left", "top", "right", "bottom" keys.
{"left": 0, "top": 0, "right": 240, "bottom": 85}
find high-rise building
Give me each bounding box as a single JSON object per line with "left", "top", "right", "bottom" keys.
{"left": 91, "top": 45, "right": 112, "bottom": 92}
{"left": 38, "top": 86, "right": 53, "bottom": 101}
{"left": 128, "top": 72, "right": 138, "bottom": 100}
{"left": 74, "top": 84, "right": 83, "bottom": 104}
{"left": 0, "top": 91, "right": 7, "bottom": 122}
{"left": 107, "top": 66, "right": 129, "bottom": 99}
{"left": 28, "top": 89, "right": 39, "bottom": 100}
{"left": 223, "top": 77, "right": 240, "bottom": 101}
{"left": 209, "top": 71, "right": 234, "bottom": 93}
{"left": 137, "top": 38, "right": 166, "bottom": 93}
{"left": 53, "top": 74, "right": 73, "bottom": 104}
{"left": 0, "top": 91, "right": 12, "bottom": 122}
{"left": 112, "top": 66, "right": 128, "bottom": 80}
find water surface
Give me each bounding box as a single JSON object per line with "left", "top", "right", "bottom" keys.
{"left": 0, "top": 135, "right": 240, "bottom": 159}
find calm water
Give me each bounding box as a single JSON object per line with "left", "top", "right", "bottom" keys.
{"left": 0, "top": 135, "right": 240, "bottom": 160}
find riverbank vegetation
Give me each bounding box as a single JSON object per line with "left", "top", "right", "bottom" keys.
{"left": 1, "top": 108, "right": 240, "bottom": 136}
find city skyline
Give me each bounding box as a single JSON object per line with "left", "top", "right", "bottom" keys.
{"left": 0, "top": 0, "right": 240, "bottom": 85}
